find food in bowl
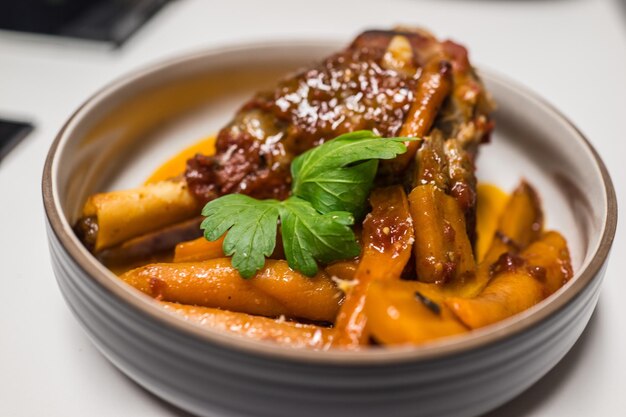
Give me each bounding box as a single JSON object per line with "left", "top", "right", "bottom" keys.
{"left": 73, "top": 28, "right": 573, "bottom": 350}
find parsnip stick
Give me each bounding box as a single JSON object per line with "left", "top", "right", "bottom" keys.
{"left": 120, "top": 258, "right": 342, "bottom": 322}
{"left": 160, "top": 302, "right": 333, "bottom": 350}
{"left": 77, "top": 180, "right": 200, "bottom": 252}
{"left": 98, "top": 217, "right": 202, "bottom": 268}
{"left": 333, "top": 186, "right": 414, "bottom": 348}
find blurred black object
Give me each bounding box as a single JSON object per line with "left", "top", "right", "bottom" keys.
{"left": 0, "top": 119, "right": 33, "bottom": 163}
{"left": 0, "top": 0, "right": 170, "bottom": 46}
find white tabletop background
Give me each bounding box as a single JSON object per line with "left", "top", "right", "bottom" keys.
{"left": 1, "top": 0, "right": 625, "bottom": 415}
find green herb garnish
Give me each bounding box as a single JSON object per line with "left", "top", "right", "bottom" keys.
{"left": 291, "top": 130, "right": 410, "bottom": 218}
{"left": 200, "top": 131, "right": 414, "bottom": 278}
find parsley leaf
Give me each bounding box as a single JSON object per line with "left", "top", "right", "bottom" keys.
{"left": 201, "top": 194, "right": 280, "bottom": 278}
{"left": 280, "top": 197, "right": 360, "bottom": 276}
{"left": 291, "top": 131, "right": 413, "bottom": 217}
{"left": 201, "top": 195, "right": 358, "bottom": 278}
{"left": 200, "top": 131, "right": 414, "bottom": 278}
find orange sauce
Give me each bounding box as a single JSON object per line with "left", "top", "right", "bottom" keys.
{"left": 144, "top": 135, "right": 216, "bottom": 184}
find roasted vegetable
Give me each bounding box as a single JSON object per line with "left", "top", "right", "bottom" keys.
{"left": 409, "top": 184, "right": 475, "bottom": 284}
{"left": 161, "top": 302, "right": 332, "bottom": 349}
{"left": 365, "top": 280, "right": 468, "bottom": 345}
{"left": 333, "top": 186, "right": 414, "bottom": 347}
{"left": 75, "top": 180, "right": 200, "bottom": 252}
{"left": 173, "top": 235, "right": 226, "bottom": 263}
{"left": 517, "top": 231, "right": 572, "bottom": 297}
{"left": 449, "top": 181, "right": 543, "bottom": 297}
{"left": 120, "top": 258, "right": 342, "bottom": 322}
{"left": 446, "top": 231, "right": 572, "bottom": 328}
{"left": 474, "top": 184, "right": 508, "bottom": 262}
{"left": 385, "top": 57, "right": 452, "bottom": 174}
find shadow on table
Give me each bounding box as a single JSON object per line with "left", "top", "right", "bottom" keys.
{"left": 140, "top": 390, "right": 197, "bottom": 417}
{"left": 615, "top": 0, "right": 626, "bottom": 24}
{"left": 89, "top": 351, "right": 195, "bottom": 416}
{"left": 114, "top": 369, "right": 196, "bottom": 417}
{"left": 484, "top": 301, "right": 602, "bottom": 417}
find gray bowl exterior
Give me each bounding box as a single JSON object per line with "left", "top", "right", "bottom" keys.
{"left": 43, "top": 42, "right": 616, "bottom": 417}
{"left": 48, "top": 227, "right": 606, "bottom": 417}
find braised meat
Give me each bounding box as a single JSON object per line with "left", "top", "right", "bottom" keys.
{"left": 185, "top": 28, "right": 494, "bottom": 213}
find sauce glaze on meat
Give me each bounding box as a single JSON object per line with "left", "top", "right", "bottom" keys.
{"left": 185, "top": 29, "right": 493, "bottom": 204}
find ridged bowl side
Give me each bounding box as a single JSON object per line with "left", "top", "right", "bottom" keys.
{"left": 47, "top": 220, "right": 606, "bottom": 417}
{"left": 43, "top": 41, "right": 617, "bottom": 417}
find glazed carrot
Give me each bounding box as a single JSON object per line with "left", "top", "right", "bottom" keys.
{"left": 515, "top": 231, "right": 572, "bottom": 297}
{"left": 444, "top": 138, "right": 478, "bottom": 243}
{"left": 384, "top": 57, "right": 452, "bottom": 174}
{"left": 120, "top": 258, "right": 342, "bottom": 322}
{"left": 446, "top": 231, "right": 572, "bottom": 329}
{"left": 173, "top": 233, "right": 286, "bottom": 263}
{"left": 409, "top": 183, "right": 475, "bottom": 284}
{"left": 446, "top": 268, "right": 543, "bottom": 329}
{"left": 364, "top": 280, "right": 468, "bottom": 345}
{"left": 414, "top": 131, "right": 449, "bottom": 190}
{"left": 333, "top": 186, "right": 414, "bottom": 348}
{"left": 495, "top": 181, "right": 543, "bottom": 249}
{"left": 160, "top": 302, "right": 333, "bottom": 350}
{"left": 474, "top": 184, "right": 508, "bottom": 262}
{"left": 173, "top": 236, "right": 225, "bottom": 263}
{"left": 449, "top": 181, "right": 543, "bottom": 297}
{"left": 324, "top": 260, "right": 359, "bottom": 282}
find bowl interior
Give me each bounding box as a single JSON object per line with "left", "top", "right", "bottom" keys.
{"left": 47, "top": 41, "right": 613, "bottom": 360}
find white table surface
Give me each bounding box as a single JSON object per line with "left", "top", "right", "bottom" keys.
{"left": 1, "top": 0, "right": 625, "bottom": 415}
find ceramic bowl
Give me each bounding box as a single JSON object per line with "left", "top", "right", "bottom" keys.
{"left": 42, "top": 41, "right": 617, "bottom": 417}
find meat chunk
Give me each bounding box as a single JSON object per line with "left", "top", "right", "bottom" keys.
{"left": 185, "top": 29, "right": 493, "bottom": 205}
